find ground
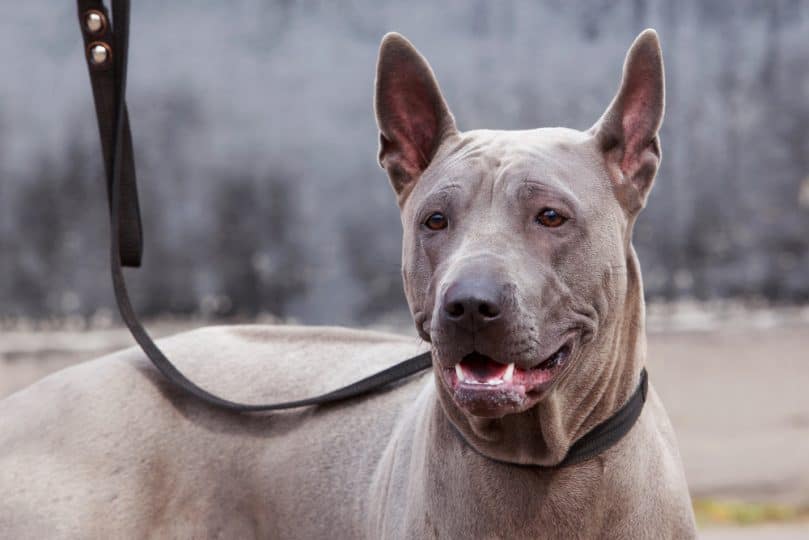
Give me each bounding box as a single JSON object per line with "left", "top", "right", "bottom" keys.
{"left": 2, "top": 304, "right": 808, "bottom": 538}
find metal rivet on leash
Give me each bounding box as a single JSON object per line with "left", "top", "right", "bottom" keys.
{"left": 84, "top": 11, "right": 106, "bottom": 34}
{"left": 88, "top": 43, "right": 111, "bottom": 66}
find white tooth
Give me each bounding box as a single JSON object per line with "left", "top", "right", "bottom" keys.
{"left": 504, "top": 363, "right": 515, "bottom": 382}
{"left": 455, "top": 364, "right": 465, "bottom": 382}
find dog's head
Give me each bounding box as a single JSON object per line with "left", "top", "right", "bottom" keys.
{"left": 375, "top": 31, "right": 663, "bottom": 422}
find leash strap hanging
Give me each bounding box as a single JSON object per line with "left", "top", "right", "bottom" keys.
{"left": 76, "top": 0, "right": 647, "bottom": 466}
{"left": 76, "top": 0, "right": 431, "bottom": 412}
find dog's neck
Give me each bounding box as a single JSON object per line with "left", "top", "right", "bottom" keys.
{"left": 433, "top": 249, "right": 647, "bottom": 466}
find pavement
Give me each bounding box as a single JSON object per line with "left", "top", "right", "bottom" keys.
{"left": 700, "top": 524, "right": 809, "bottom": 539}
{"left": 648, "top": 322, "right": 809, "bottom": 508}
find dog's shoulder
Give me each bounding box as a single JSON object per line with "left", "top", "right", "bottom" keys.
{"left": 154, "top": 324, "right": 426, "bottom": 400}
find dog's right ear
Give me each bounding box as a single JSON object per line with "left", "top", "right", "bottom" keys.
{"left": 375, "top": 33, "right": 457, "bottom": 202}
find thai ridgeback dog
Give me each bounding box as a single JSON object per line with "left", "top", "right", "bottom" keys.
{"left": 0, "top": 29, "right": 695, "bottom": 538}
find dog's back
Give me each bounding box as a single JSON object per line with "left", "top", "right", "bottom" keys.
{"left": 0, "top": 326, "right": 430, "bottom": 538}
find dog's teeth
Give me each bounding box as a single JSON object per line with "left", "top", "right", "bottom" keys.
{"left": 504, "top": 363, "right": 515, "bottom": 382}
{"left": 455, "top": 364, "right": 465, "bottom": 382}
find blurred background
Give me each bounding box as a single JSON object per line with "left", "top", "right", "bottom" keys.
{"left": 1, "top": 1, "right": 808, "bottom": 537}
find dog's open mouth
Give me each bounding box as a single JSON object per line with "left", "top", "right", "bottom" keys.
{"left": 442, "top": 343, "right": 571, "bottom": 417}
{"left": 454, "top": 346, "right": 569, "bottom": 386}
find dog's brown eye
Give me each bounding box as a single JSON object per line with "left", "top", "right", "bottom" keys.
{"left": 536, "top": 208, "right": 567, "bottom": 228}
{"left": 424, "top": 212, "right": 448, "bottom": 231}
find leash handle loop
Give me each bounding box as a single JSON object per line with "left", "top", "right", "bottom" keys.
{"left": 78, "top": 0, "right": 142, "bottom": 267}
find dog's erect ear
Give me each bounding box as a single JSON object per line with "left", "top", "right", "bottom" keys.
{"left": 592, "top": 29, "right": 665, "bottom": 213}
{"left": 375, "top": 33, "right": 457, "bottom": 201}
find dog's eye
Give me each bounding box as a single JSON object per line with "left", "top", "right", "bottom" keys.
{"left": 424, "top": 212, "right": 448, "bottom": 231}
{"left": 535, "top": 208, "right": 567, "bottom": 228}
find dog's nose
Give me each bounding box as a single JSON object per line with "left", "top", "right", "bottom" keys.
{"left": 442, "top": 279, "right": 503, "bottom": 331}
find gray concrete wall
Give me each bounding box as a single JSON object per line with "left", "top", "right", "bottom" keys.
{"left": 1, "top": 0, "right": 808, "bottom": 323}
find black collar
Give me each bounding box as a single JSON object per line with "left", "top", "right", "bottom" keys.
{"left": 558, "top": 368, "right": 648, "bottom": 467}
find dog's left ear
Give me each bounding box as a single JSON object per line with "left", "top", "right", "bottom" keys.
{"left": 591, "top": 29, "right": 665, "bottom": 213}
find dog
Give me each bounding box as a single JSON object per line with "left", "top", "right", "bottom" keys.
{"left": 0, "top": 29, "right": 696, "bottom": 538}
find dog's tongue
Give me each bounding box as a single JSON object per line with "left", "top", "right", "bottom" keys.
{"left": 461, "top": 353, "right": 507, "bottom": 381}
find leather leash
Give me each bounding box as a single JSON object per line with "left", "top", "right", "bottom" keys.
{"left": 76, "top": 0, "right": 431, "bottom": 412}
{"left": 76, "top": 0, "right": 647, "bottom": 464}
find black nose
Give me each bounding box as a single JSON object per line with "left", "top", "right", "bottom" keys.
{"left": 442, "top": 279, "right": 503, "bottom": 331}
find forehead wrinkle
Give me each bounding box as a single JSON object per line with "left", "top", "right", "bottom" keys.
{"left": 488, "top": 143, "right": 588, "bottom": 206}
{"left": 433, "top": 136, "right": 493, "bottom": 177}
{"left": 423, "top": 152, "right": 488, "bottom": 196}
{"left": 518, "top": 178, "right": 581, "bottom": 209}
{"left": 422, "top": 181, "right": 463, "bottom": 203}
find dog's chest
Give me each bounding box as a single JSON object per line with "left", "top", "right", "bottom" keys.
{"left": 366, "top": 395, "right": 609, "bottom": 539}
{"left": 418, "top": 455, "right": 607, "bottom": 539}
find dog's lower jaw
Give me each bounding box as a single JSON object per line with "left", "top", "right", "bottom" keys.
{"left": 434, "top": 319, "right": 646, "bottom": 467}
{"left": 434, "top": 368, "right": 568, "bottom": 466}
{"left": 437, "top": 344, "right": 573, "bottom": 419}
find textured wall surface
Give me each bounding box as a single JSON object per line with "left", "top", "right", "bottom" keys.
{"left": 1, "top": 0, "right": 808, "bottom": 324}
